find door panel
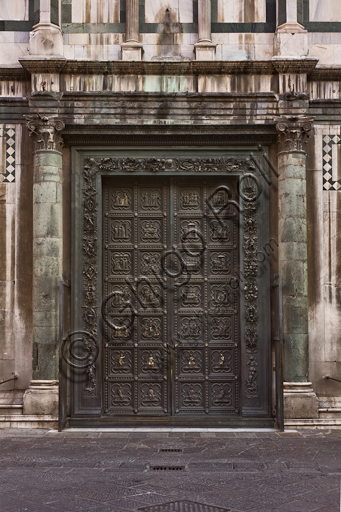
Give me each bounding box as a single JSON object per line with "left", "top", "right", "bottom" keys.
{"left": 102, "top": 177, "right": 240, "bottom": 417}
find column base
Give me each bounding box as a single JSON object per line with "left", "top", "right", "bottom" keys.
{"left": 274, "top": 23, "right": 308, "bottom": 57}
{"left": 121, "top": 41, "right": 143, "bottom": 61}
{"left": 194, "top": 41, "right": 216, "bottom": 61}
{"left": 29, "top": 23, "right": 64, "bottom": 56}
{"left": 284, "top": 382, "right": 319, "bottom": 419}
{"left": 23, "top": 380, "right": 58, "bottom": 416}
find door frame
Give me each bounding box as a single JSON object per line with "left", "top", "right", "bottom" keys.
{"left": 68, "top": 146, "right": 273, "bottom": 427}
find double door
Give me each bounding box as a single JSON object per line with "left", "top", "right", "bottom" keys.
{"left": 102, "top": 176, "right": 240, "bottom": 418}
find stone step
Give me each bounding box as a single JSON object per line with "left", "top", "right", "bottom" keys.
{"left": 0, "top": 404, "right": 23, "bottom": 416}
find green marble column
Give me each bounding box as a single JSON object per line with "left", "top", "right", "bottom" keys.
{"left": 276, "top": 117, "right": 318, "bottom": 419}
{"left": 23, "top": 116, "right": 64, "bottom": 417}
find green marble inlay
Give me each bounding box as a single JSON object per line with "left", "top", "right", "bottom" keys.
{"left": 0, "top": 0, "right": 38, "bottom": 31}
{"left": 51, "top": 0, "right": 59, "bottom": 26}
{"left": 278, "top": 0, "right": 286, "bottom": 26}
{"left": 301, "top": 0, "right": 341, "bottom": 32}
{"left": 212, "top": 0, "right": 276, "bottom": 33}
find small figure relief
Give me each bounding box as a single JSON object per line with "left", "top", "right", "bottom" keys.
{"left": 211, "top": 350, "right": 232, "bottom": 373}
{"left": 181, "top": 383, "right": 202, "bottom": 407}
{"left": 84, "top": 364, "right": 96, "bottom": 395}
{"left": 246, "top": 356, "right": 258, "bottom": 395}
{"left": 209, "top": 190, "right": 228, "bottom": 209}
{"left": 141, "top": 318, "right": 161, "bottom": 340}
{"left": 210, "top": 285, "right": 231, "bottom": 310}
{"left": 141, "top": 384, "right": 162, "bottom": 407}
{"left": 85, "top": 284, "right": 96, "bottom": 303}
{"left": 141, "top": 189, "right": 161, "bottom": 210}
{"left": 110, "top": 286, "right": 131, "bottom": 308}
{"left": 84, "top": 214, "right": 95, "bottom": 233}
{"left": 180, "top": 317, "right": 201, "bottom": 340}
{"left": 111, "top": 351, "right": 132, "bottom": 374}
{"left": 83, "top": 240, "right": 96, "bottom": 258}
{"left": 111, "top": 220, "right": 131, "bottom": 242}
{"left": 83, "top": 307, "right": 97, "bottom": 326}
{"left": 111, "top": 253, "right": 131, "bottom": 274}
{"left": 141, "top": 220, "right": 161, "bottom": 242}
{"left": 141, "top": 351, "right": 162, "bottom": 373}
{"left": 243, "top": 236, "right": 257, "bottom": 255}
{"left": 210, "top": 221, "right": 230, "bottom": 242}
{"left": 112, "top": 189, "right": 131, "bottom": 209}
{"left": 245, "top": 326, "right": 258, "bottom": 353}
{"left": 180, "top": 220, "right": 201, "bottom": 241}
{"left": 244, "top": 215, "right": 256, "bottom": 234}
{"left": 182, "top": 255, "right": 202, "bottom": 274}
{"left": 180, "top": 188, "right": 200, "bottom": 209}
{"left": 210, "top": 253, "right": 230, "bottom": 274}
{"left": 181, "top": 286, "right": 201, "bottom": 307}
{"left": 111, "top": 319, "right": 131, "bottom": 341}
{"left": 140, "top": 285, "right": 161, "bottom": 308}
{"left": 181, "top": 350, "right": 202, "bottom": 373}
{"left": 246, "top": 305, "right": 258, "bottom": 323}
{"left": 211, "top": 383, "right": 233, "bottom": 407}
{"left": 140, "top": 253, "right": 161, "bottom": 274}
{"left": 111, "top": 383, "right": 132, "bottom": 407}
{"left": 211, "top": 317, "right": 232, "bottom": 340}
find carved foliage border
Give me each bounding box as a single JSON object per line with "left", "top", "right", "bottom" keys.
{"left": 81, "top": 156, "right": 259, "bottom": 400}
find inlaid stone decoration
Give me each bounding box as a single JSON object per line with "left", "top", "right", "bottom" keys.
{"left": 323, "top": 135, "right": 341, "bottom": 190}
{"left": 0, "top": 126, "right": 15, "bottom": 183}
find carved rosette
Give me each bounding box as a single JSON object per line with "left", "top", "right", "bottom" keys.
{"left": 276, "top": 117, "right": 313, "bottom": 154}
{"left": 26, "top": 115, "right": 65, "bottom": 152}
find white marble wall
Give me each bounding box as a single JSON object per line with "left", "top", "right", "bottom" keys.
{"left": 0, "top": 0, "right": 28, "bottom": 21}
{"left": 218, "top": 0, "right": 266, "bottom": 23}
{"left": 72, "top": 0, "right": 120, "bottom": 23}
{"left": 145, "top": 0, "right": 193, "bottom": 24}
{"left": 309, "top": 0, "right": 341, "bottom": 22}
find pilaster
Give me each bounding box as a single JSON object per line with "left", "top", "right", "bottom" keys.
{"left": 275, "top": 0, "right": 308, "bottom": 58}
{"left": 22, "top": 112, "right": 64, "bottom": 417}
{"left": 276, "top": 115, "right": 319, "bottom": 420}
{"left": 195, "top": 0, "right": 216, "bottom": 61}
{"left": 121, "top": 0, "right": 143, "bottom": 61}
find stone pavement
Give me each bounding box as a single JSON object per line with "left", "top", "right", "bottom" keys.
{"left": 0, "top": 428, "right": 340, "bottom": 512}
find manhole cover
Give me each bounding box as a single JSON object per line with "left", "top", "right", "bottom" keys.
{"left": 138, "top": 501, "right": 230, "bottom": 512}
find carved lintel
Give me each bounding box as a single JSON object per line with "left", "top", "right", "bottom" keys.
{"left": 276, "top": 116, "right": 314, "bottom": 154}
{"left": 26, "top": 115, "right": 65, "bottom": 152}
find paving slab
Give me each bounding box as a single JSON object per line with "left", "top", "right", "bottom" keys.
{"left": 0, "top": 428, "right": 340, "bottom": 511}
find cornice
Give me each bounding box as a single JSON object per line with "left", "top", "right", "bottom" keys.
{"left": 0, "top": 67, "right": 30, "bottom": 81}
{"left": 19, "top": 57, "right": 66, "bottom": 74}
{"left": 271, "top": 57, "right": 319, "bottom": 74}
{"left": 308, "top": 66, "right": 341, "bottom": 81}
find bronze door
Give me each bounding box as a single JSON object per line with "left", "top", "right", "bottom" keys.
{"left": 103, "top": 177, "right": 240, "bottom": 418}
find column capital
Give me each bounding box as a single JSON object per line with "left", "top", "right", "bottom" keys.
{"left": 276, "top": 116, "right": 314, "bottom": 154}
{"left": 26, "top": 115, "right": 65, "bottom": 153}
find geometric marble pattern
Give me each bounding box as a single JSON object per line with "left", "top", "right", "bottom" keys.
{"left": 0, "top": 126, "right": 15, "bottom": 183}
{"left": 323, "top": 135, "right": 341, "bottom": 191}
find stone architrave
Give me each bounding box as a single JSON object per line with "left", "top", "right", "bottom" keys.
{"left": 195, "top": 0, "right": 216, "bottom": 60}
{"left": 22, "top": 115, "right": 64, "bottom": 417}
{"left": 121, "top": 0, "right": 143, "bottom": 61}
{"left": 276, "top": 116, "right": 319, "bottom": 419}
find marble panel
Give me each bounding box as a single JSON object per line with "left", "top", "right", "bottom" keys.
{"left": 71, "top": 0, "right": 120, "bottom": 23}
{"left": 0, "top": 0, "right": 28, "bottom": 20}
{"left": 309, "top": 43, "right": 334, "bottom": 65}
{"left": 218, "top": 0, "right": 266, "bottom": 23}
{"left": 145, "top": 0, "right": 193, "bottom": 24}
{"left": 309, "top": 0, "right": 341, "bottom": 22}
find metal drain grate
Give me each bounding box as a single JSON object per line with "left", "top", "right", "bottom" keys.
{"left": 149, "top": 465, "right": 185, "bottom": 471}
{"left": 138, "top": 500, "right": 230, "bottom": 511}
{"left": 159, "top": 448, "right": 183, "bottom": 453}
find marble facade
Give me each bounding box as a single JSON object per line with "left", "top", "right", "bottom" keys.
{"left": 0, "top": 0, "right": 340, "bottom": 428}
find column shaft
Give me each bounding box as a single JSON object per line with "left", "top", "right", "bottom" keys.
{"left": 126, "top": 0, "right": 139, "bottom": 42}
{"left": 198, "top": 0, "right": 212, "bottom": 42}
